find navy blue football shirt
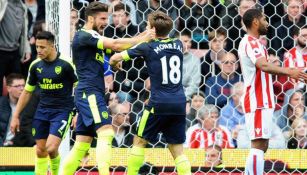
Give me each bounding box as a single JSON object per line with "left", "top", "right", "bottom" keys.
{"left": 121, "top": 38, "right": 186, "bottom": 105}
{"left": 72, "top": 29, "right": 111, "bottom": 94}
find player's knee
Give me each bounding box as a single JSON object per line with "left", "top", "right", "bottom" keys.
{"left": 251, "top": 139, "right": 269, "bottom": 153}
{"left": 97, "top": 128, "right": 114, "bottom": 141}
{"left": 36, "top": 146, "right": 48, "bottom": 157}
{"left": 46, "top": 144, "right": 59, "bottom": 158}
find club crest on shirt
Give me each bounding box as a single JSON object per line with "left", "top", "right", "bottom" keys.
{"left": 55, "top": 66, "right": 62, "bottom": 74}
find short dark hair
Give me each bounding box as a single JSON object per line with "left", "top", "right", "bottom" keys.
{"left": 148, "top": 11, "right": 173, "bottom": 37}
{"left": 191, "top": 91, "right": 206, "bottom": 99}
{"left": 6, "top": 73, "right": 24, "bottom": 86}
{"left": 113, "top": 2, "right": 130, "bottom": 16}
{"left": 36, "top": 31, "right": 55, "bottom": 43}
{"left": 242, "top": 8, "right": 263, "bottom": 29}
{"left": 85, "top": 2, "right": 108, "bottom": 21}
{"left": 179, "top": 29, "right": 192, "bottom": 38}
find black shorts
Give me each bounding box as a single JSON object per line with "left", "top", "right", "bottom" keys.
{"left": 136, "top": 103, "right": 186, "bottom": 144}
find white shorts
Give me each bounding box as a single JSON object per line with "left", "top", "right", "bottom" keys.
{"left": 245, "top": 108, "right": 274, "bottom": 140}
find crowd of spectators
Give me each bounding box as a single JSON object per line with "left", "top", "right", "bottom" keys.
{"left": 0, "top": 0, "right": 306, "bottom": 168}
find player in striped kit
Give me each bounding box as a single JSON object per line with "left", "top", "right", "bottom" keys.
{"left": 238, "top": 9, "right": 307, "bottom": 175}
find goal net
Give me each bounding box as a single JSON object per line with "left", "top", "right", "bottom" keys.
{"left": 44, "top": 0, "right": 307, "bottom": 174}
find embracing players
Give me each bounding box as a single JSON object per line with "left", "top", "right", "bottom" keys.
{"left": 110, "top": 11, "right": 191, "bottom": 175}
{"left": 62, "top": 2, "right": 153, "bottom": 175}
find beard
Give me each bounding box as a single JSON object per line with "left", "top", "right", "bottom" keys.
{"left": 93, "top": 23, "right": 104, "bottom": 35}
{"left": 297, "top": 39, "right": 306, "bottom": 48}
{"left": 258, "top": 25, "right": 267, "bottom": 35}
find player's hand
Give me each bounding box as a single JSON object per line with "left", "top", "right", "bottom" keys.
{"left": 113, "top": 61, "right": 122, "bottom": 71}
{"left": 288, "top": 68, "right": 307, "bottom": 83}
{"left": 10, "top": 115, "right": 20, "bottom": 135}
{"left": 144, "top": 28, "right": 156, "bottom": 41}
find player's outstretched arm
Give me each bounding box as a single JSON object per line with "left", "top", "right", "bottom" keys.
{"left": 102, "top": 29, "right": 155, "bottom": 52}
{"left": 10, "top": 90, "right": 33, "bottom": 134}
{"left": 255, "top": 57, "right": 307, "bottom": 82}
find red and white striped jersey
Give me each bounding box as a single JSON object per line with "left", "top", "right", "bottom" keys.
{"left": 283, "top": 47, "right": 307, "bottom": 68}
{"left": 184, "top": 124, "right": 234, "bottom": 149}
{"left": 282, "top": 47, "right": 307, "bottom": 89}
{"left": 238, "top": 34, "right": 275, "bottom": 113}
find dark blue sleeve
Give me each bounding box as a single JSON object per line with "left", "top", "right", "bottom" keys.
{"left": 79, "top": 32, "right": 100, "bottom": 49}
{"left": 126, "top": 42, "right": 147, "bottom": 59}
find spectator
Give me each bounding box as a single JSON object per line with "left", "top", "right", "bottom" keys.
{"left": 186, "top": 92, "right": 206, "bottom": 128}
{"left": 221, "top": 0, "right": 256, "bottom": 51}
{"left": 287, "top": 118, "right": 307, "bottom": 149}
{"left": 236, "top": 122, "right": 286, "bottom": 149}
{"left": 178, "top": 30, "right": 201, "bottom": 101}
{"left": 219, "top": 82, "right": 245, "bottom": 143}
{"left": 269, "top": 0, "right": 306, "bottom": 58}
{"left": 282, "top": 25, "right": 307, "bottom": 89}
{"left": 105, "top": 91, "right": 119, "bottom": 107}
{"left": 99, "top": 0, "right": 137, "bottom": 25}
{"left": 200, "top": 28, "right": 227, "bottom": 92}
{"left": 184, "top": 104, "right": 234, "bottom": 149}
{"left": 273, "top": 26, "right": 307, "bottom": 110}
{"left": 110, "top": 102, "right": 133, "bottom": 148}
{"left": 205, "top": 144, "right": 223, "bottom": 168}
{"left": 24, "top": 0, "right": 45, "bottom": 37}
{"left": 179, "top": 0, "right": 224, "bottom": 49}
{"left": 0, "top": 73, "right": 36, "bottom": 147}
{"left": 22, "top": 20, "right": 45, "bottom": 77}
{"left": 0, "top": 0, "right": 31, "bottom": 96}
{"left": 274, "top": 89, "right": 307, "bottom": 132}
{"left": 205, "top": 52, "right": 242, "bottom": 109}
{"left": 104, "top": 2, "right": 138, "bottom": 38}
{"left": 70, "top": 8, "right": 79, "bottom": 43}
{"left": 135, "top": 0, "right": 181, "bottom": 36}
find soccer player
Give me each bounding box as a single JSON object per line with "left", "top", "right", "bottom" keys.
{"left": 238, "top": 9, "right": 307, "bottom": 175}
{"left": 10, "top": 31, "right": 77, "bottom": 175}
{"left": 62, "top": 2, "right": 153, "bottom": 175}
{"left": 110, "top": 11, "right": 191, "bottom": 175}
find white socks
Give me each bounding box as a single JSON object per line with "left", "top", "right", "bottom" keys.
{"left": 245, "top": 148, "right": 264, "bottom": 175}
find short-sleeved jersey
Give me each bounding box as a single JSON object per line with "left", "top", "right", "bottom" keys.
{"left": 72, "top": 29, "right": 111, "bottom": 94}
{"left": 25, "top": 53, "right": 77, "bottom": 111}
{"left": 122, "top": 38, "right": 186, "bottom": 104}
{"left": 238, "top": 34, "right": 275, "bottom": 113}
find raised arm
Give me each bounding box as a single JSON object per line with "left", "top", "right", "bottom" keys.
{"left": 101, "top": 30, "right": 154, "bottom": 52}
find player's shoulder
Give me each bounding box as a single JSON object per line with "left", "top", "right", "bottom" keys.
{"left": 78, "top": 28, "right": 101, "bottom": 39}
{"left": 29, "top": 58, "right": 42, "bottom": 70}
